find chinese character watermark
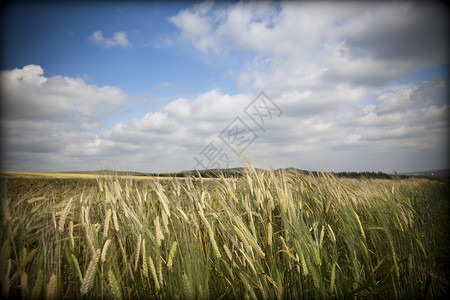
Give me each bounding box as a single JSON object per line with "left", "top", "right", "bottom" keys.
{"left": 244, "top": 91, "right": 283, "bottom": 131}
{"left": 194, "top": 92, "right": 282, "bottom": 169}
{"left": 219, "top": 117, "right": 258, "bottom": 155}
{"left": 194, "top": 142, "right": 234, "bottom": 169}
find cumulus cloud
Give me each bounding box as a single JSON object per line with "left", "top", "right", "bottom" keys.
{"left": 89, "top": 30, "right": 132, "bottom": 48}
{"left": 0, "top": 65, "right": 131, "bottom": 171}
{"left": 89, "top": 79, "right": 447, "bottom": 173}
{"left": 1, "top": 65, "right": 448, "bottom": 172}
{"left": 1, "top": 65, "right": 129, "bottom": 122}
{"left": 169, "top": 1, "right": 448, "bottom": 92}
{"left": 163, "top": 1, "right": 449, "bottom": 172}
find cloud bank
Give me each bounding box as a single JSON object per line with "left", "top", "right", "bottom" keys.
{"left": 1, "top": 64, "right": 447, "bottom": 173}
{"left": 169, "top": 1, "right": 448, "bottom": 92}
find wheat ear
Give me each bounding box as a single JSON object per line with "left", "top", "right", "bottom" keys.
{"left": 101, "top": 239, "right": 112, "bottom": 263}
{"left": 167, "top": 241, "right": 177, "bottom": 270}
{"left": 30, "top": 268, "right": 43, "bottom": 300}
{"left": 134, "top": 234, "right": 142, "bottom": 272}
{"left": 58, "top": 197, "right": 73, "bottom": 232}
{"left": 108, "top": 269, "right": 122, "bottom": 300}
{"left": 80, "top": 249, "right": 100, "bottom": 295}
{"left": 103, "top": 208, "right": 112, "bottom": 239}
{"left": 45, "top": 273, "right": 57, "bottom": 300}
{"left": 141, "top": 239, "right": 148, "bottom": 278}
{"left": 154, "top": 216, "right": 164, "bottom": 247}
{"left": 148, "top": 255, "right": 159, "bottom": 290}
{"left": 69, "top": 221, "right": 75, "bottom": 249}
{"left": 182, "top": 272, "right": 194, "bottom": 300}
{"left": 21, "top": 272, "right": 29, "bottom": 298}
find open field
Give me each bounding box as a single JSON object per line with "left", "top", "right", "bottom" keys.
{"left": 0, "top": 171, "right": 164, "bottom": 181}
{"left": 0, "top": 165, "right": 448, "bottom": 299}
{"left": 0, "top": 171, "right": 226, "bottom": 181}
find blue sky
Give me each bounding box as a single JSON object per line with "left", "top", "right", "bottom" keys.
{"left": 1, "top": 1, "right": 449, "bottom": 173}
{"left": 1, "top": 2, "right": 237, "bottom": 99}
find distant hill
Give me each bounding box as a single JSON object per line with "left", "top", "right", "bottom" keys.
{"left": 62, "top": 169, "right": 149, "bottom": 176}
{"left": 401, "top": 169, "right": 450, "bottom": 177}
{"left": 59, "top": 167, "right": 449, "bottom": 179}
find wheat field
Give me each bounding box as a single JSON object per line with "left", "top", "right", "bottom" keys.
{"left": 0, "top": 164, "right": 448, "bottom": 299}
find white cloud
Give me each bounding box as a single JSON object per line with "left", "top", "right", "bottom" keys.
{"left": 90, "top": 79, "right": 447, "bottom": 173}
{"left": 169, "top": 1, "right": 448, "bottom": 93}
{"left": 0, "top": 65, "right": 132, "bottom": 171}
{"left": 89, "top": 30, "right": 132, "bottom": 48}
{"left": 1, "top": 66, "right": 448, "bottom": 172}
{"left": 1, "top": 65, "right": 130, "bottom": 122}
{"left": 153, "top": 81, "right": 174, "bottom": 89}
{"left": 161, "top": 1, "right": 449, "bottom": 172}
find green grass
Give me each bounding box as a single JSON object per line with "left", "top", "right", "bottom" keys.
{"left": 0, "top": 164, "right": 448, "bottom": 299}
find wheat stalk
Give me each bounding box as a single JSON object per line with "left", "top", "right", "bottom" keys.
{"left": 157, "top": 254, "right": 163, "bottom": 287}
{"left": 103, "top": 208, "right": 112, "bottom": 239}
{"left": 141, "top": 239, "right": 148, "bottom": 278}
{"left": 108, "top": 268, "right": 122, "bottom": 300}
{"left": 153, "top": 182, "right": 171, "bottom": 217}
{"left": 113, "top": 181, "right": 122, "bottom": 199}
{"left": 294, "top": 240, "right": 308, "bottom": 276}
{"left": 200, "top": 214, "right": 221, "bottom": 259}
{"left": 148, "top": 255, "right": 159, "bottom": 290}
{"left": 71, "top": 254, "right": 83, "bottom": 283}
{"left": 233, "top": 225, "right": 253, "bottom": 257}
{"left": 162, "top": 210, "right": 169, "bottom": 234}
{"left": 21, "top": 272, "right": 29, "bottom": 298}
{"left": 166, "top": 241, "right": 177, "bottom": 270}
{"left": 30, "top": 268, "right": 43, "bottom": 300}
{"left": 101, "top": 239, "right": 112, "bottom": 263}
{"left": 182, "top": 272, "right": 193, "bottom": 300}
{"left": 312, "top": 245, "right": 321, "bottom": 266}
{"left": 154, "top": 216, "right": 164, "bottom": 247}
{"left": 308, "top": 259, "right": 321, "bottom": 289}
{"left": 351, "top": 208, "right": 366, "bottom": 239}
{"left": 69, "top": 221, "right": 75, "bottom": 249}
{"left": 45, "top": 273, "right": 57, "bottom": 300}
{"left": 223, "top": 244, "right": 233, "bottom": 262}
{"left": 244, "top": 230, "right": 265, "bottom": 259}
{"left": 390, "top": 239, "right": 400, "bottom": 278}
{"left": 1, "top": 196, "right": 11, "bottom": 227}
{"left": 329, "top": 263, "right": 336, "bottom": 293}
{"left": 112, "top": 209, "right": 119, "bottom": 232}
{"left": 58, "top": 197, "right": 73, "bottom": 232}
{"left": 327, "top": 224, "right": 336, "bottom": 243}
{"left": 238, "top": 272, "right": 257, "bottom": 300}
{"left": 134, "top": 234, "right": 142, "bottom": 272}
{"left": 80, "top": 249, "right": 100, "bottom": 295}
{"left": 2, "top": 259, "right": 11, "bottom": 298}
{"left": 239, "top": 248, "right": 257, "bottom": 275}
{"left": 319, "top": 225, "right": 325, "bottom": 249}
{"left": 85, "top": 226, "right": 96, "bottom": 256}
